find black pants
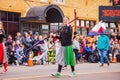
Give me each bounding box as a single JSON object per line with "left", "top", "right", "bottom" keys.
{"left": 8, "top": 55, "right": 17, "bottom": 65}
{"left": 57, "top": 64, "right": 75, "bottom": 73}
{"left": 33, "top": 50, "right": 38, "bottom": 57}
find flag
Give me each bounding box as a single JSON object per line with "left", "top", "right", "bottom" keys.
{"left": 88, "top": 22, "right": 106, "bottom": 36}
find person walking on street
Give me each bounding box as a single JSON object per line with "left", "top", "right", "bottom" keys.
{"left": 51, "top": 17, "right": 76, "bottom": 77}
{"left": 0, "top": 21, "right": 8, "bottom": 73}
{"left": 97, "top": 34, "right": 110, "bottom": 67}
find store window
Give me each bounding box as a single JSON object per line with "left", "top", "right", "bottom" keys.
{"left": 86, "top": 21, "right": 89, "bottom": 27}
{"left": 1, "top": 12, "right": 7, "bottom": 21}
{"left": 77, "top": 19, "right": 96, "bottom": 35}
{"left": 50, "top": 23, "right": 58, "bottom": 33}
{"left": 106, "top": 22, "right": 118, "bottom": 33}
{"left": 76, "top": 20, "right": 80, "bottom": 26}
{"left": 90, "top": 21, "right": 95, "bottom": 27}
{"left": 14, "top": 13, "right": 19, "bottom": 21}
{"left": 42, "top": 25, "right": 49, "bottom": 35}
{"left": 105, "top": 23, "right": 109, "bottom": 27}
{"left": 50, "top": 23, "right": 62, "bottom": 34}
{"left": 8, "top": 12, "right": 13, "bottom": 21}
{"left": 110, "top": 22, "right": 116, "bottom": 28}
{"left": 0, "top": 11, "right": 20, "bottom": 37}
{"left": 81, "top": 20, "right": 84, "bottom": 27}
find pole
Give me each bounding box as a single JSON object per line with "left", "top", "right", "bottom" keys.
{"left": 74, "top": 9, "right": 77, "bottom": 31}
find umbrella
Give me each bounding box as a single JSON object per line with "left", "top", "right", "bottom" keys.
{"left": 88, "top": 22, "right": 106, "bottom": 36}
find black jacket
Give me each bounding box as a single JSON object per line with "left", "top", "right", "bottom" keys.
{"left": 0, "top": 29, "right": 6, "bottom": 43}
{"left": 56, "top": 25, "right": 72, "bottom": 46}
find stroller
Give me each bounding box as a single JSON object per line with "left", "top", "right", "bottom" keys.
{"left": 83, "top": 46, "right": 100, "bottom": 63}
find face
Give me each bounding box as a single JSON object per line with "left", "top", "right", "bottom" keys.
{"left": 12, "top": 41, "right": 16, "bottom": 46}
{"left": 8, "top": 35, "right": 12, "bottom": 39}
{"left": 39, "top": 35, "right": 43, "bottom": 40}
{"left": 17, "top": 32, "right": 21, "bottom": 36}
{"left": 29, "top": 31, "right": 33, "bottom": 35}
{"left": 0, "top": 21, "right": 3, "bottom": 29}
{"left": 16, "top": 40, "right": 20, "bottom": 45}
{"left": 34, "top": 35, "right": 38, "bottom": 39}
{"left": 63, "top": 17, "right": 69, "bottom": 25}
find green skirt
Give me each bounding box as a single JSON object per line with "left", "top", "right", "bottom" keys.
{"left": 65, "top": 45, "right": 75, "bottom": 66}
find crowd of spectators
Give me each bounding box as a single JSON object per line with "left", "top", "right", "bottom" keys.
{"left": 4, "top": 30, "right": 120, "bottom": 66}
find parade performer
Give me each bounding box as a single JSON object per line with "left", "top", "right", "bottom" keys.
{"left": 51, "top": 17, "right": 76, "bottom": 77}
{"left": 0, "top": 21, "right": 8, "bottom": 73}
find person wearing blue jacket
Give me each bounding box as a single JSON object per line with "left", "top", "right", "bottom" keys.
{"left": 97, "top": 34, "right": 110, "bottom": 67}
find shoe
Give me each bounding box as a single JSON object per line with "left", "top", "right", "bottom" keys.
{"left": 23, "top": 63, "right": 28, "bottom": 66}
{"left": 107, "top": 61, "right": 110, "bottom": 66}
{"left": 100, "top": 64, "right": 104, "bottom": 67}
{"left": 69, "top": 72, "right": 76, "bottom": 77}
{"left": 17, "top": 64, "right": 19, "bottom": 66}
{"left": 51, "top": 72, "right": 61, "bottom": 78}
{"left": 2, "top": 68, "right": 8, "bottom": 73}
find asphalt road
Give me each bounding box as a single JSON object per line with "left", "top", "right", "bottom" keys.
{"left": 0, "top": 63, "right": 120, "bottom": 80}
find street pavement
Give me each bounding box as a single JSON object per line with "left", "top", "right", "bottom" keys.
{"left": 0, "top": 63, "right": 120, "bottom": 80}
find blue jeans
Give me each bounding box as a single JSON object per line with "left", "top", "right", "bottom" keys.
{"left": 99, "top": 49, "right": 109, "bottom": 64}
{"left": 23, "top": 50, "right": 30, "bottom": 63}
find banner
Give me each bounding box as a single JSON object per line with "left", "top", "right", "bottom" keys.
{"left": 99, "top": 6, "right": 120, "bottom": 22}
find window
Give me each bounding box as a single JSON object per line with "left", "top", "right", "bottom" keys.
{"left": 0, "top": 11, "right": 20, "bottom": 37}
{"left": 14, "top": 13, "right": 19, "bottom": 21}
{"left": 81, "top": 20, "right": 84, "bottom": 27}
{"left": 76, "top": 19, "right": 96, "bottom": 35}
{"left": 91, "top": 21, "right": 95, "bottom": 27}
{"left": 86, "top": 21, "right": 89, "bottom": 27}
{"left": 80, "top": 20, "right": 96, "bottom": 27}
{"left": 105, "top": 23, "right": 108, "bottom": 27}
{"left": 105, "top": 22, "right": 118, "bottom": 34}
{"left": 50, "top": 23, "right": 58, "bottom": 33}
{"left": 76, "top": 20, "right": 80, "bottom": 26}
{"left": 8, "top": 12, "right": 13, "bottom": 21}
{"left": 106, "top": 29, "right": 114, "bottom": 33}
{"left": 112, "top": 0, "right": 120, "bottom": 5}
{"left": 54, "top": 0, "right": 65, "bottom": 4}
{"left": 1, "top": 12, "right": 7, "bottom": 21}
{"left": 42, "top": 25, "right": 48, "bottom": 29}
{"left": 110, "top": 22, "right": 116, "bottom": 28}
{"left": 42, "top": 25, "right": 49, "bottom": 35}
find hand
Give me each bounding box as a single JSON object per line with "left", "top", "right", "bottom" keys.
{"left": 50, "top": 33, "right": 53, "bottom": 35}
{"left": 53, "top": 34, "right": 56, "bottom": 37}
{"left": 50, "top": 33, "right": 53, "bottom": 37}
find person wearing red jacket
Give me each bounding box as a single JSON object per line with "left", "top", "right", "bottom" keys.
{"left": 0, "top": 21, "right": 8, "bottom": 73}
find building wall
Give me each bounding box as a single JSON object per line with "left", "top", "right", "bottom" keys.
{"left": 0, "top": 0, "right": 119, "bottom": 33}
{"left": 0, "top": 0, "right": 111, "bottom": 20}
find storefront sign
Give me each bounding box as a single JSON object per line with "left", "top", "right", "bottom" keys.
{"left": 99, "top": 6, "right": 120, "bottom": 22}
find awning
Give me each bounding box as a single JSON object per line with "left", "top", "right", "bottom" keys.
{"left": 21, "top": 4, "right": 64, "bottom": 23}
